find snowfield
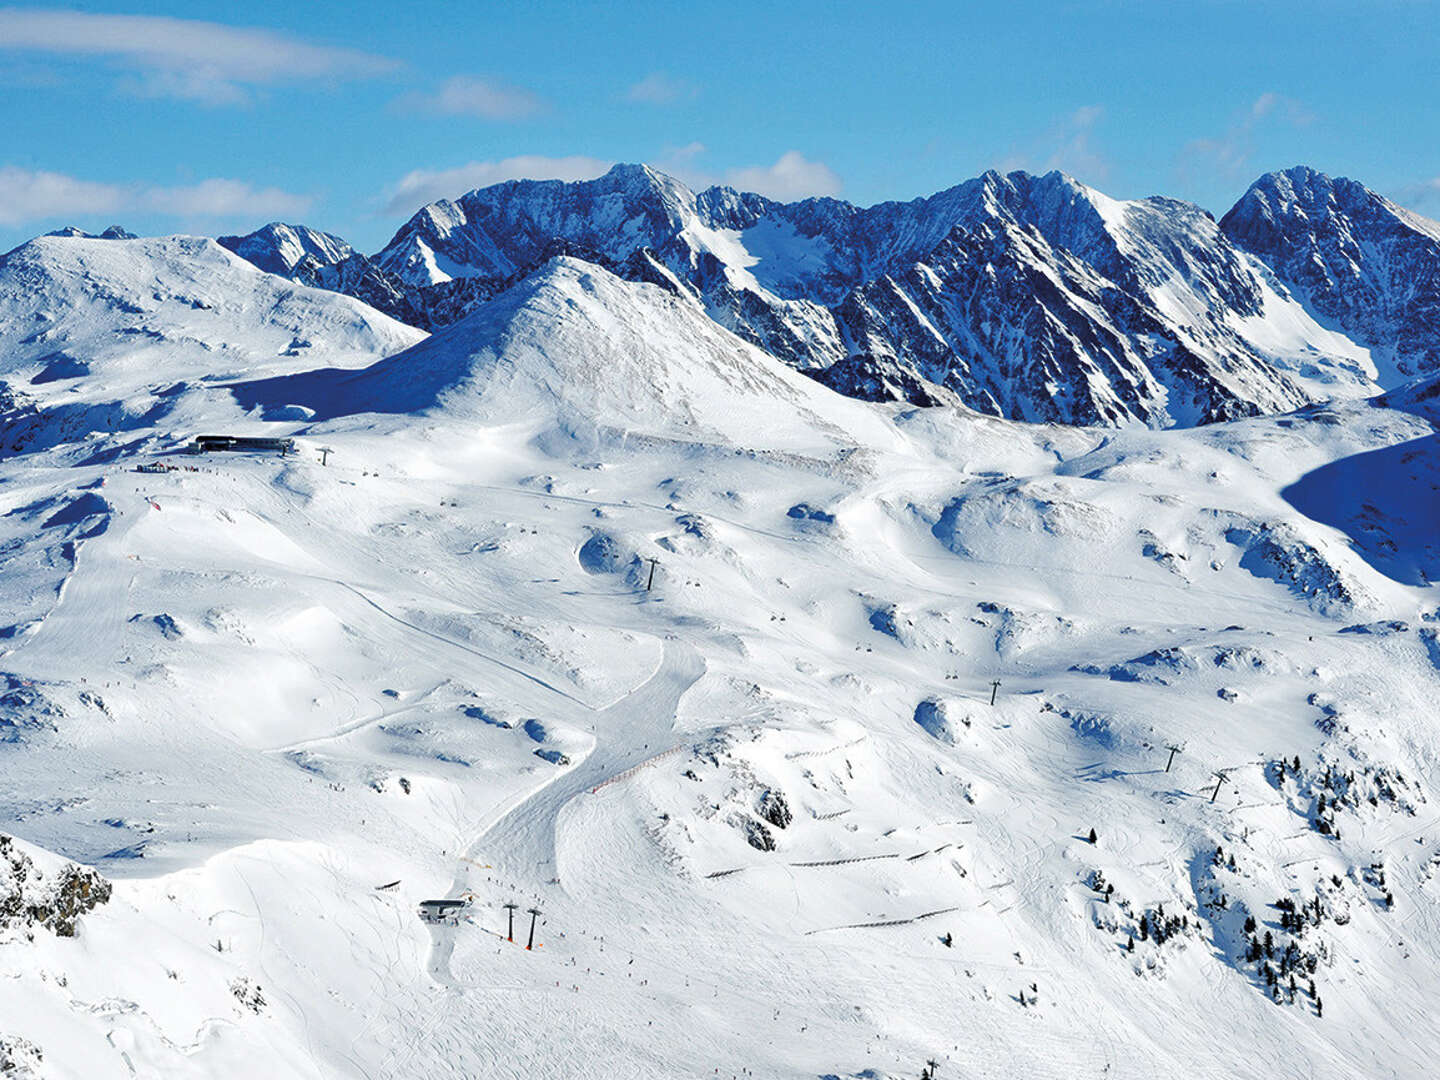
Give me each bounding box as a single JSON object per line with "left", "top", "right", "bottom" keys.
{"left": 2, "top": 230, "right": 1440, "bottom": 1079}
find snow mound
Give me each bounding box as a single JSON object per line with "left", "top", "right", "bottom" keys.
{"left": 234, "top": 258, "right": 899, "bottom": 453}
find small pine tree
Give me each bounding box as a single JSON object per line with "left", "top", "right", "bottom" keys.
{"left": 1126, "top": 936, "right": 1134, "bottom": 952}
{"left": 1244, "top": 915, "right": 1257, "bottom": 935}
{"left": 1088, "top": 828, "right": 1097, "bottom": 844}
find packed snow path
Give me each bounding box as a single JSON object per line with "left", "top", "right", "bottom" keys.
{"left": 429, "top": 638, "right": 704, "bottom": 983}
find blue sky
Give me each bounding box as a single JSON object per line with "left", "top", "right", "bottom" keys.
{"left": 1, "top": 0, "right": 1437, "bottom": 253}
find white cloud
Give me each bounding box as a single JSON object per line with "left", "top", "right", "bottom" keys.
{"left": 141, "top": 179, "right": 313, "bottom": 218}
{"left": 1394, "top": 177, "right": 1440, "bottom": 216}
{"left": 1043, "top": 105, "right": 1109, "bottom": 181}
{"left": 724, "top": 151, "right": 843, "bottom": 200}
{"left": 1179, "top": 93, "right": 1314, "bottom": 181}
{"left": 0, "top": 8, "right": 398, "bottom": 105}
{"left": 0, "top": 166, "right": 312, "bottom": 226}
{"left": 665, "top": 141, "right": 707, "bottom": 162}
{"left": 0, "top": 166, "right": 125, "bottom": 225}
{"left": 625, "top": 72, "right": 695, "bottom": 105}
{"left": 400, "top": 75, "right": 545, "bottom": 120}
{"left": 995, "top": 106, "right": 1111, "bottom": 184}
{"left": 1250, "top": 92, "right": 1282, "bottom": 120}
{"left": 382, "top": 149, "right": 842, "bottom": 216}
{"left": 384, "top": 155, "right": 614, "bottom": 214}
{"left": 654, "top": 147, "right": 843, "bottom": 201}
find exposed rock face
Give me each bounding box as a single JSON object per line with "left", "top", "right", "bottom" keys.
{"left": 221, "top": 163, "right": 1416, "bottom": 428}
{"left": 362, "top": 166, "right": 1381, "bottom": 425}
{"left": 0, "top": 834, "right": 112, "bottom": 938}
{"left": 42, "top": 225, "right": 136, "bottom": 241}
{"left": 217, "top": 222, "right": 353, "bottom": 277}
{"left": 742, "top": 817, "right": 776, "bottom": 852}
{"left": 1221, "top": 166, "right": 1440, "bottom": 381}
{"left": 758, "top": 789, "right": 792, "bottom": 830}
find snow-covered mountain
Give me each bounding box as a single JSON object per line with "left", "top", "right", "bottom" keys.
{"left": 3, "top": 237, "right": 1440, "bottom": 1076}
{"left": 6, "top": 162, "right": 1440, "bottom": 1080}
{"left": 217, "top": 222, "right": 353, "bottom": 278}
{"left": 1221, "top": 165, "right": 1440, "bottom": 383}
{"left": 0, "top": 233, "right": 424, "bottom": 455}
{"left": 218, "top": 163, "right": 1387, "bottom": 428}
{"left": 233, "top": 256, "right": 900, "bottom": 455}
{"left": 43, "top": 225, "right": 137, "bottom": 241}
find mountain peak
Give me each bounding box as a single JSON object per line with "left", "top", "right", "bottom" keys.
{"left": 604, "top": 161, "right": 667, "bottom": 186}
{"left": 218, "top": 222, "right": 353, "bottom": 277}
{"left": 42, "top": 224, "right": 137, "bottom": 241}
{"left": 1222, "top": 164, "right": 1440, "bottom": 380}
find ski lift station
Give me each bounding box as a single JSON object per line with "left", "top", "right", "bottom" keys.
{"left": 418, "top": 898, "right": 470, "bottom": 925}
{"left": 189, "top": 434, "right": 296, "bottom": 455}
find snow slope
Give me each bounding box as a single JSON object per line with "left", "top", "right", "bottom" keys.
{"left": 0, "top": 237, "right": 1439, "bottom": 1079}
{"left": 0, "top": 234, "right": 425, "bottom": 457}
{"left": 233, "top": 257, "right": 900, "bottom": 454}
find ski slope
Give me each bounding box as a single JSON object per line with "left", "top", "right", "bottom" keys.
{"left": 1, "top": 252, "right": 1439, "bottom": 1079}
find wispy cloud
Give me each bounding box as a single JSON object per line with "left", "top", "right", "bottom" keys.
{"left": 997, "top": 105, "right": 1111, "bottom": 183}
{"left": 1393, "top": 177, "right": 1440, "bottom": 217}
{"left": 140, "top": 179, "right": 313, "bottom": 218}
{"left": 724, "top": 151, "right": 843, "bottom": 200}
{"left": 0, "top": 167, "right": 125, "bottom": 225}
{"left": 383, "top": 155, "right": 613, "bottom": 214}
{"left": 1178, "top": 93, "right": 1314, "bottom": 181}
{"left": 655, "top": 146, "right": 843, "bottom": 200}
{"left": 1043, "top": 105, "right": 1110, "bottom": 181}
{"left": 625, "top": 72, "right": 696, "bottom": 105}
{"left": 0, "top": 166, "right": 312, "bottom": 226}
{"left": 382, "top": 148, "right": 843, "bottom": 216}
{"left": 398, "top": 75, "right": 546, "bottom": 120}
{"left": 0, "top": 8, "right": 399, "bottom": 106}
{"left": 660, "top": 141, "right": 707, "bottom": 165}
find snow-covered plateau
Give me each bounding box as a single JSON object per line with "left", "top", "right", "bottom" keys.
{"left": 3, "top": 165, "right": 1440, "bottom": 1079}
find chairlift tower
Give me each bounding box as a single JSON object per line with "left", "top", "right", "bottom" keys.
{"left": 503, "top": 901, "right": 519, "bottom": 942}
